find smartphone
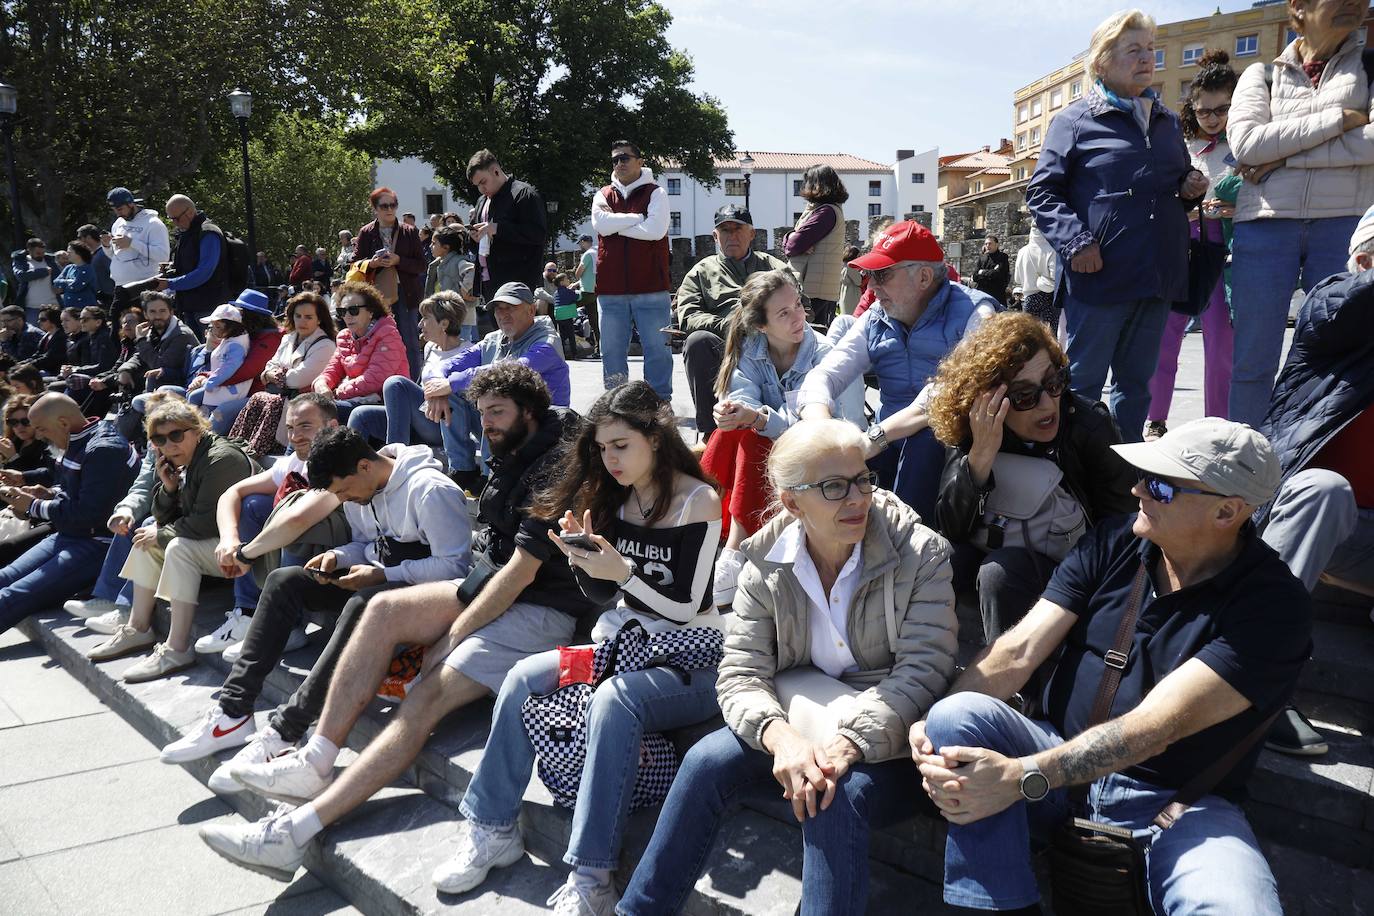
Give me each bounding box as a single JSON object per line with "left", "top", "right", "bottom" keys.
{"left": 559, "top": 531, "right": 600, "bottom": 552}
{"left": 314, "top": 566, "right": 349, "bottom": 579}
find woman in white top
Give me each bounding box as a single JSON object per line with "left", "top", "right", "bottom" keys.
{"left": 433, "top": 381, "right": 722, "bottom": 916}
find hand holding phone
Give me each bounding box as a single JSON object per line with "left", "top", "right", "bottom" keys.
{"left": 559, "top": 531, "right": 601, "bottom": 553}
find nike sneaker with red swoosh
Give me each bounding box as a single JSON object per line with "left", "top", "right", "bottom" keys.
{"left": 160, "top": 705, "right": 257, "bottom": 764}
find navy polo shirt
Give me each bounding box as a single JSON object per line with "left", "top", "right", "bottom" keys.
{"left": 1041, "top": 515, "right": 1311, "bottom": 799}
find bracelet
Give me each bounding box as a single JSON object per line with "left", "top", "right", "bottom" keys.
{"left": 616, "top": 558, "right": 636, "bottom": 588}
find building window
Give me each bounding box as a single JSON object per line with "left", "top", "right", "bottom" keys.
{"left": 911, "top": 172, "right": 925, "bottom": 184}
{"left": 868, "top": 180, "right": 882, "bottom": 197}
{"left": 1286, "top": 28, "right": 1298, "bottom": 45}
{"left": 669, "top": 212, "right": 682, "bottom": 236}
{"left": 424, "top": 192, "right": 444, "bottom": 217}
{"left": 1070, "top": 80, "right": 1083, "bottom": 100}
{"left": 1182, "top": 43, "right": 1204, "bottom": 66}
{"left": 1031, "top": 98, "right": 1043, "bottom": 117}
{"left": 1235, "top": 34, "right": 1258, "bottom": 57}
{"left": 1014, "top": 167, "right": 1027, "bottom": 181}
{"left": 912, "top": 204, "right": 925, "bottom": 212}
{"left": 1018, "top": 104, "right": 1029, "bottom": 123}
{"left": 1050, "top": 88, "right": 1064, "bottom": 109}
{"left": 1030, "top": 126, "right": 1041, "bottom": 146}
{"left": 792, "top": 212, "right": 803, "bottom": 223}
{"left": 868, "top": 203, "right": 881, "bottom": 217}
{"left": 724, "top": 178, "right": 747, "bottom": 196}
{"left": 1155, "top": 48, "right": 1166, "bottom": 69}
{"left": 1016, "top": 132, "right": 1027, "bottom": 151}
{"left": 792, "top": 179, "right": 802, "bottom": 196}
{"left": 666, "top": 178, "right": 681, "bottom": 196}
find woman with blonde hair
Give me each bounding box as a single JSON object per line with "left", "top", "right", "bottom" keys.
{"left": 929, "top": 311, "right": 1136, "bottom": 641}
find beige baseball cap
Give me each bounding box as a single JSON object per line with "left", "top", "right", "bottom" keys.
{"left": 1111, "top": 417, "right": 1280, "bottom": 506}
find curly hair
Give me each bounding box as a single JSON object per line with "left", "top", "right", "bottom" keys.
{"left": 465, "top": 361, "right": 551, "bottom": 420}
{"left": 1179, "top": 49, "right": 1239, "bottom": 140}
{"left": 335, "top": 280, "right": 390, "bottom": 320}
{"left": 927, "top": 311, "right": 1067, "bottom": 446}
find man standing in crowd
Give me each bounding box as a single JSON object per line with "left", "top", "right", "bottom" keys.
{"left": 106, "top": 187, "right": 170, "bottom": 317}
{"left": 972, "top": 235, "right": 1010, "bottom": 305}
{"left": 252, "top": 251, "right": 283, "bottom": 290}
{"left": 0, "top": 393, "right": 139, "bottom": 633}
{"left": 156, "top": 194, "right": 230, "bottom": 328}
{"left": 10, "top": 238, "right": 59, "bottom": 323}
{"left": 798, "top": 220, "right": 996, "bottom": 519}
{"left": 289, "top": 245, "right": 313, "bottom": 289}
{"left": 77, "top": 224, "right": 115, "bottom": 308}
{"left": 573, "top": 233, "right": 599, "bottom": 357}
{"left": 0, "top": 305, "right": 44, "bottom": 360}
{"left": 917, "top": 419, "right": 1308, "bottom": 916}
{"left": 466, "top": 149, "right": 547, "bottom": 299}
{"left": 677, "top": 204, "right": 793, "bottom": 434}
{"left": 311, "top": 248, "right": 331, "bottom": 287}
{"left": 590, "top": 140, "right": 672, "bottom": 399}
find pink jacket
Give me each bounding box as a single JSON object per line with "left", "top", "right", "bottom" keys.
{"left": 318, "top": 315, "right": 407, "bottom": 400}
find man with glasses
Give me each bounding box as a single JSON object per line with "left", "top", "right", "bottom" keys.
{"left": 155, "top": 194, "right": 230, "bottom": 329}
{"left": 677, "top": 204, "right": 795, "bottom": 434}
{"left": 914, "top": 418, "right": 1306, "bottom": 916}
{"left": 798, "top": 220, "right": 997, "bottom": 519}
{"left": 0, "top": 305, "right": 44, "bottom": 361}
{"left": 465, "top": 149, "right": 548, "bottom": 302}
{"left": 105, "top": 187, "right": 171, "bottom": 318}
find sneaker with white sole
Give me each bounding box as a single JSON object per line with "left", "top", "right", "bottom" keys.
{"left": 195, "top": 608, "right": 252, "bottom": 655}
{"left": 712, "top": 547, "right": 746, "bottom": 607}
{"left": 547, "top": 877, "right": 620, "bottom": 916}
{"left": 231, "top": 749, "right": 332, "bottom": 804}
{"left": 84, "top": 605, "right": 132, "bottom": 636}
{"left": 209, "top": 726, "right": 293, "bottom": 794}
{"left": 63, "top": 596, "right": 117, "bottom": 618}
{"left": 200, "top": 806, "right": 305, "bottom": 882}
{"left": 87, "top": 623, "right": 158, "bottom": 661}
{"left": 431, "top": 822, "right": 526, "bottom": 895}
{"left": 160, "top": 705, "right": 256, "bottom": 764}
{"left": 222, "top": 625, "right": 308, "bottom": 665}
{"left": 122, "top": 642, "right": 197, "bottom": 683}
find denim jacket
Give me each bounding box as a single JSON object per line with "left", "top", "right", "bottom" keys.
{"left": 727, "top": 328, "right": 865, "bottom": 437}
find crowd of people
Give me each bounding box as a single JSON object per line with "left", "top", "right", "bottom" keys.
{"left": 1, "top": 5, "right": 1372, "bottom": 914}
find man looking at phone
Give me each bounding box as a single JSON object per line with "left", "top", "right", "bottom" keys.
{"left": 0, "top": 392, "right": 139, "bottom": 633}
{"left": 466, "top": 149, "right": 547, "bottom": 300}
{"left": 106, "top": 187, "right": 170, "bottom": 319}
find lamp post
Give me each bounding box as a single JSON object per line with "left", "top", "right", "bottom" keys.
{"left": 739, "top": 151, "right": 755, "bottom": 213}
{"left": 0, "top": 83, "right": 23, "bottom": 254}
{"left": 546, "top": 198, "right": 558, "bottom": 261}
{"left": 228, "top": 89, "right": 258, "bottom": 259}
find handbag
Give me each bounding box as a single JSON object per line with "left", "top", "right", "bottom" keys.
{"left": 1170, "top": 234, "right": 1227, "bottom": 317}
{"left": 1048, "top": 565, "right": 1280, "bottom": 915}
{"left": 969, "top": 453, "right": 1088, "bottom": 563}
{"left": 520, "top": 619, "right": 725, "bottom": 810}
{"left": 454, "top": 555, "right": 500, "bottom": 605}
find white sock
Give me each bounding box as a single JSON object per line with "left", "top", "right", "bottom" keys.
{"left": 285, "top": 803, "right": 323, "bottom": 847}
{"left": 572, "top": 866, "right": 612, "bottom": 889}
{"left": 299, "top": 734, "right": 339, "bottom": 777}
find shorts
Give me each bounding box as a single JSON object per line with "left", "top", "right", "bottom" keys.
{"left": 443, "top": 600, "right": 576, "bottom": 692}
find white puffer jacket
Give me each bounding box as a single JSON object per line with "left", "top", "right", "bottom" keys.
{"left": 1229, "top": 33, "right": 1374, "bottom": 221}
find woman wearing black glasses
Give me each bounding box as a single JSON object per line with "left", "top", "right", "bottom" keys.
{"left": 929, "top": 311, "right": 1137, "bottom": 641}
{"left": 620, "top": 418, "right": 958, "bottom": 916}
{"left": 351, "top": 186, "right": 427, "bottom": 379}
{"left": 0, "top": 395, "right": 53, "bottom": 476}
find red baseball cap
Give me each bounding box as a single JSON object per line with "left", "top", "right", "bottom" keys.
{"left": 849, "top": 221, "right": 944, "bottom": 270}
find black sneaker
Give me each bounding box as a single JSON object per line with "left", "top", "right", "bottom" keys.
{"left": 1264, "top": 706, "right": 1328, "bottom": 756}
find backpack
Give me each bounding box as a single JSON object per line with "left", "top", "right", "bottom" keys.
{"left": 221, "top": 231, "right": 252, "bottom": 299}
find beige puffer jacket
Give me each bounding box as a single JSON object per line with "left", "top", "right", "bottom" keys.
{"left": 716, "top": 490, "right": 958, "bottom": 763}
{"left": 1229, "top": 33, "right": 1374, "bottom": 222}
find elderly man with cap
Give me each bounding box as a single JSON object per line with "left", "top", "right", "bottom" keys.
{"left": 914, "top": 417, "right": 1308, "bottom": 915}
{"left": 676, "top": 204, "right": 794, "bottom": 434}
{"left": 797, "top": 220, "right": 998, "bottom": 519}
{"left": 1253, "top": 204, "right": 1374, "bottom": 757}
{"left": 430, "top": 281, "right": 568, "bottom": 491}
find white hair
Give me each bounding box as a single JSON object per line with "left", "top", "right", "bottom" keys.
{"left": 1087, "top": 9, "right": 1158, "bottom": 80}
{"left": 766, "top": 419, "right": 868, "bottom": 518}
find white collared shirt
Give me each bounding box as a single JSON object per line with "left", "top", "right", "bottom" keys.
{"left": 766, "top": 521, "right": 864, "bottom": 678}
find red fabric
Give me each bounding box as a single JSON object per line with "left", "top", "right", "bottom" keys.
{"left": 557, "top": 646, "right": 596, "bottom": 686}
{"left": 223, "top": 329, "right": 283, "bottom": 395}
{"left": 318, "top": 315, "right": 407, "bottom": 400}
{"left": 700, "top": 427, "right": 776, "bottom": 541}
{"left": 854, "top": 285, "right": 875, "bottom": 318}
{"left": 595, "top": 182, "right": 670, "bottom": 295}
{"left": 273, "top": 469, "right": 309, "bottom": 506}
{"left": 1311, "top": 407, "right": 1374, "bottom": 508}
{"left": 1302, "top": 58, "right": 1328, "bottom": 86}
{"left": 289, "top": 254, "right": 312, "bottom": 286}
{"left": 849, "top": 220, "right": 943, "bottom": 270}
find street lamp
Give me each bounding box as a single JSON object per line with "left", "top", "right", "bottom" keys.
{"left": 546, "top": 198, "right": 558, "bottom": 260}
{"left": 0, "top": 83, "right": 23, "bottom": 254}
{"left": 739, "top": 151, "right": 755, "bottom": 213}
{"left": 228, "top": 88, "right": 258, "bottom": 261}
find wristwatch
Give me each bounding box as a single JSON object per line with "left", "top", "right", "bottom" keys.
{"left": 865, "top": 422, "right": 888, "bottom": 454}
{"left": 234, "top": 544, "right": 252, "bottom": 567}
{"left": 1018, "top": 756, "right": 1050, "bottom": 802}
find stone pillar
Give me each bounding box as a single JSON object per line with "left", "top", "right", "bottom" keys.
{"left": 695, "top": 234, "right": 715, "bottom": 258}
{"left": 911, "top": 211, "right": 933, "bottom": 231}
{"left": 846, "top": 220, "right": 862, "bottom": 246}
{"left": 753, "top": 228, "right": 769, "bottom": 253}
{"left": 773, "top": 226, "right": 793, "bottom": 258}
{"left": 984, "top": 202, "right": 1012, "bottom": 244}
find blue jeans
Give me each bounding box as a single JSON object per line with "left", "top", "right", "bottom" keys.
{"left": 208, "top": 395, "right": 250, "bottom": 435}
{"left": 598, "top": 292, "right": 673, "bottom": 399}
{"left": 393, "top": 298, "right": 423, "bottom": 381}
{"left": 92, "top": 530, "right": 136, "bottom": 607}
{"left": 924, "top": 692, "right": 1281, "bottom": 913}
{"left": 232, "top": 493, "right": 278, "bottom": 611}
{"left": 346, "top": 375, "right": 454, "bottom": 452}
{"left": 868, "top": 427, "right": 944, "bottom": 523}
{"left": 461, "top": 648, "right": 720, "bottom": 869}
{"left": 1228, "top": 215, "right": 1360, "bottom": 427}
{"left": 331, "top": 396, "right": 377, "bottom": 426}
{"left": 1063, "top": 294, "right": 1170, "bottom": 443}
{"left": 0, "top": 533, "right": 111, "bottom": 632}
{"left": 462, "top": 325, "right": 480, "bottom": 343}
{"left": 441, "top": 397, "right": 482, "bottom": 472}
{"left": 618, "top": 726, "right": 921, "bottom": 915}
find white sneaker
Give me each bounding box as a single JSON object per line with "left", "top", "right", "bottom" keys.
{"left": 231, "top": 749, "right": 332, "bottom": 804}
{"left": 87, "top": 623, "right": 158, "bottom": 661}
{"left": 200, "top": 807, "right": 305, "bottom": 882}
{"left": 84, "top": 605, "right": 132, "bottom": 636}
{"left": 222, "top": 626, "right": 308, "bottom": 665}
{"left": 160, "top": 705, "right": 256, "bottom": 764}
{"left": 712, "top": 547, "right": 746, "bottom": 607}
{"left": 431, "top": 822, "right": 526, "bottom": 895}
{"left": 122, "top": 641, "right": 197, "bottom": 683}
{"left": 195, "top": 609, "right": 251, "bottom": 655}
{"left": 546, "top": 877, "right": 620, "bottom": 916}
{"left": 64, "top": 597, "right": 116, "bottom": 618}
{"left": 208, "top": 726, "right": 293, "bottom": 794}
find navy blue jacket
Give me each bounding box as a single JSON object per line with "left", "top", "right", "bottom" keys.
{"left": 9, "top": 251, "right": 60, "bottom": 305}
{"left": 1258, "top": 269, "right": 1374, "bottom": 524}
{"left": 1026, "top": 91, "right": 1194, "bottom": 307}
{"left": 25, "top": 419, "right": 140, "bottom": 537}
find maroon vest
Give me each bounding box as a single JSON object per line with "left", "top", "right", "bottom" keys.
{"left": 595, "top": 182, "right": 670, "bottom": 296}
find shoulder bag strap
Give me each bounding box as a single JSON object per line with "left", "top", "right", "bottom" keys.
{"left": 1153, "top": 707, "right": 1282, "bottom": 830}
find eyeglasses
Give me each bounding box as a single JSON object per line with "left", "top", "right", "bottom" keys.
{"left": 610, "top": 154, "right": 636, "bottom": 165}
{"left": 375, "top": 202, "right": 398, "bottom": 210}
{"left": 149, "top": 427, "right": 196, "bottom": 448}
{"left": 789, "top": 471, "right": 880, "bottom": 501}
{"left": 1194, "top": 103, "right": 1230, "bottom": 119}
{"left": 337, "top": 305, "right": 367, "bottom": 317}
{"left": 1005, "top": 366, "right": 1070, "bottom": 411}
{"left": 861, "top": 263, "right": 915, "bottom": 285}
{"left": 168, "top": 209, "right": 191, "bottom": 222}
{"left": 9, "top": 417, "right": 30, "bottom": 428}
{"left": 1141, "top": 473, "right": 1223, "bottom": 504}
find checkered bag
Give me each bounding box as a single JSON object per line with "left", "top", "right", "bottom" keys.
{"left": 520, "top": 620, "right": 725, "bottom": 810}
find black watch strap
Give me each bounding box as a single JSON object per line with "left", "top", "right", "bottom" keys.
{"left": 235, "top": 544, "right": 252, "bottom": 566}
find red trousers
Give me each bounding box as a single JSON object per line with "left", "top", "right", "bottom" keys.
{"left": 701, "top": 427, "right": 775, "bottom": 542}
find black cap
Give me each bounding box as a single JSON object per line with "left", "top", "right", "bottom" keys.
{"left": 578, "top": 234, "right": 593, "bottom": 243}
{"left": 714, "top": 204, "right": 753, "bottom": 227}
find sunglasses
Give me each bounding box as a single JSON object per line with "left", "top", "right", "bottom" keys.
{"left": 1005, "top": 366, "right": 1070, "bottom": 411}
{"left": 375, "top": 202, "right": 398, "bottom": 210}
{"left": 9, "top": 417, "right": 30, "bottom": 428}
{"left": 610, "top": 154, "right": 636, "bottom": 165}
{"left": 789, "top": 471, "right": 880, "bottom": 501}
{"left": 1194, "top": 103, "right": 1230, "bottom": 119}
{"left": 337, "top": 305, "right": 368, "bottom": 317}
{"left": 149, "top": 427, "right": 196, "bottom": 448}
{"left": 1141, "top": 473, "right": 1222, "bottom": 504}
{"left": 860, "top": 263, "right": 915, "bottom": 285}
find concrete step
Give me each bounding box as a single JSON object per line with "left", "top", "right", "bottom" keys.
{"left": 1302, "top": 618, "right": 1374, "bottom": 707}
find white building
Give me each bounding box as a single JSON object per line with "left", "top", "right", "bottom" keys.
{"left": 372, "top": 148, "right": 939, "bottom": 250}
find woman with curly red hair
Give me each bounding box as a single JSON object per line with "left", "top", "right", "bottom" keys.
{"left": 351, "top": 187, "right": 427, "bottom": 378}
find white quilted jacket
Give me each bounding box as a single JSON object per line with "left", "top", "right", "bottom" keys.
{"left": 1229, "top": 33, "right": 1374, "bottom": 221}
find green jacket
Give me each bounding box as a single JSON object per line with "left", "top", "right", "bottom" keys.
{"left": 676, "top": 251, "right": 795, "bottom": 337}
{"left": 152, "top": 432, "right": 258, "bottom": 546}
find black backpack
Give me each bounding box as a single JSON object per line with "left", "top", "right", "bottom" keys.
{"left": 221, "top": 231, "right": 252, "bottom": 299}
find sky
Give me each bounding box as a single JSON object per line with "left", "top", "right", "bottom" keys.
{"left": 658, "top": 0, "right": 1244, "bottom": 164}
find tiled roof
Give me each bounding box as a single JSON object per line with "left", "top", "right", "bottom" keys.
{"left": 965, "top": 166, "right": 1012, "bottom": 178}
{"left": 705, "top": 151, "right": 893, "bottom": 172}
{"left": 942, "top": 149, "right": 1012, "bottom": 171}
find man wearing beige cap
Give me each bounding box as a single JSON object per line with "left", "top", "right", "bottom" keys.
{"left": 911, "top": 417, "right": 1309, "bottom": 914}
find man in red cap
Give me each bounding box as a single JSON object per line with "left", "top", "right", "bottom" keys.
{"left": 798, "top": 220, "right": 998, "bottom": 519}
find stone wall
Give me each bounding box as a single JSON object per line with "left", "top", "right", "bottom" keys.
{"left": 940, "top": 198, "right": 1032, "bottom": 297}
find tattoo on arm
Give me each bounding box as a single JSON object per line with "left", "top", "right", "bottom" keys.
{"left": 1044, "top": 721, "right": 1141, "bottom": 789}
